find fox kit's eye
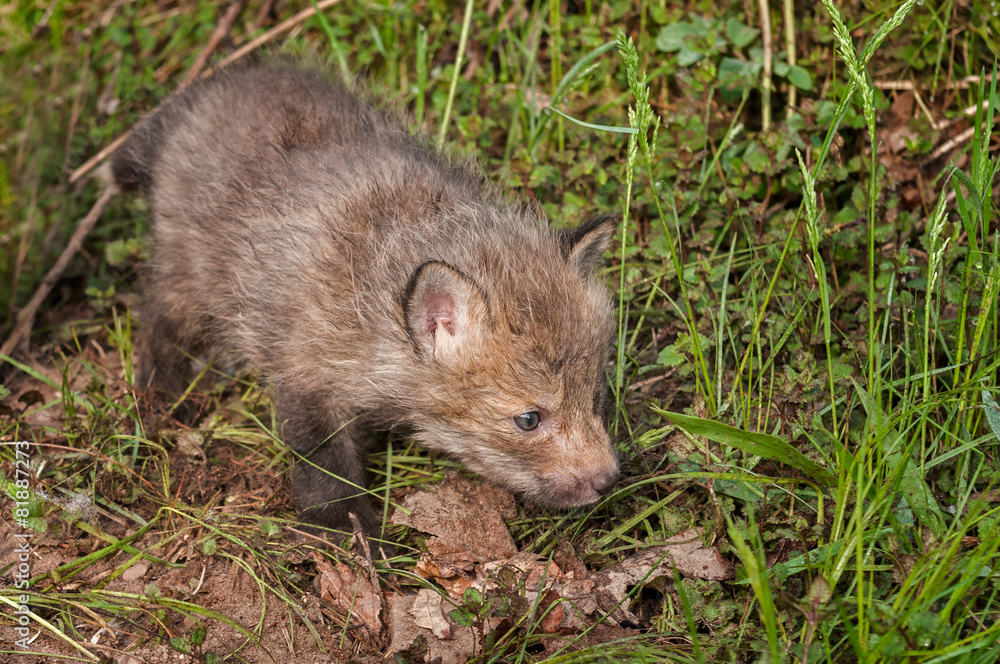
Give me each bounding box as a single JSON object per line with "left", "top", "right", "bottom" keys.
{"left": 513, "top": 411, "right": 541, "bottom": 431}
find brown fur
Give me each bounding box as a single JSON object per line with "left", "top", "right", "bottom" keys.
{"left": 113, "top": 63, "right": 619, "bottom": 536}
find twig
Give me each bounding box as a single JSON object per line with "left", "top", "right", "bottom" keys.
{"left": 182, "top": 0, "right": 247, "bottom": 87}
{"left": 942, "top": 100, "right": 995, "bottom": 128}
{"left": 872, "top": 80, "right": 918, "bottom": 90}
{"left": 874, "top": 75, "right": 988, "bottom": 91}
{"left": 927, "top": 125, "right": 975, "bottom": 162}
{"left": 911, "top": 87, "right": 937, "bottom": 130}
{"left": 69, "top": 0, "right": 344, "bottom": 185}
{"left": 37, "top": 0, "right": 343, "bottom": 359}
{"left": 925, "top": 98, "right": 1000, "bottom": 158}
{"left": 1, "top": 186, "right": 117, "bottom": 357}
{"left": 349, "top": 512, "right": 389, "bottom": 643}
{"left": 209, "top": 0, "right": 343, "bottom": 73}
{"left": 30, "top": 0, "right": 59, "bottom": 37}
{"left": 67, "top": 130, "right": 132, "bottom": 185}
{"left": 252, "top": 0, "right": 279, "bottom": 31}
{"left": 287, "top": 526, "right": 351, "bottom": 555}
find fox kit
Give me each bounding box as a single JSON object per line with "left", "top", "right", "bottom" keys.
{"left": 112, "top": 63, "right": 619, "bottom": 537}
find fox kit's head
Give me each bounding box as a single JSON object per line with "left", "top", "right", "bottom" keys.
{"left": 403, "top": 214, "right": 620, "bottom": 509}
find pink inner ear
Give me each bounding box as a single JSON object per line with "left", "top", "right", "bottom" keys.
{"left": 424, "top": 292, "right": 456, "bottom": 336}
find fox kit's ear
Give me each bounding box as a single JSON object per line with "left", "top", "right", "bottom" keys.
{"left": 560, "top": 214, "right": 617, "bottom": 277}
{"left": 404, "top": 261, "right": 488, "bottom": 362}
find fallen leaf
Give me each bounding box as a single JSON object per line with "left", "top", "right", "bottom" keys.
{"left": 391, "top": 472, "right": 517, "bottom": 561}
{"left": 481, "top": 552, "right": 563, "bottom": 592}
{"left": 413, "top": 555, "right": 451, "bottom": 580}
{"left": 661, "top": 527, "right": 735, "bottom": 580}
{"left": 595, "top": 528, "right": 731, "bottom": 597}
{"left": 173, "top": 430, "right": 207, "bottom": 460}
{"left": 876, "top": 90, "right": 923, "bottom": 183}
{"left": 438, "top": 575, "right": 474, "bottom": 599}
{"left": 553, "top": 540, "right": 589, "bottom": 579}
{"left": 475, "top": 554, "right": 594, "bottom": 631}
{"left": 883, "top": 90, "right": 919, "bottom": 154}
{"left": 388, "top": 486, "right": 731, "bottom": 640}
{"left": 591, "top": 528, "right": 733, "bottom": 623}
{"left": 558, "top": 577, "right": 600, "bottom": 622}
{"left": 387, "top": 593, "right": 501, "bottom": 664}
{"left": 538, "top": 589, "right": 565, "bottom": 634}
{"left": 408, "top": 589, "right": 451, "bottom": 639}
{"left": 313, "top": 552, "right": 382, "bottom": 635}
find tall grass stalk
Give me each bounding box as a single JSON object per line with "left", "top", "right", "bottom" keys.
{"left": 951, "top": 71, "right": 1000, "bottom": 443}
{"left": 612, "top": 70, "right": 639, "bottom": 436}
{"left": 309, "top": 0, "right": 351, "bottom": 85}
{"left": 819, "top": 0, "right": 876, "bottom": 399}
{"left": 547, "top": 0, "right": 565, "bottom": 154}
{"left": 796, "top": 149, "right": 837, "bottom": 434}
{"left": 414, "top": 24, "right": 428, "bottom": 126}
{"left": 919, "top": 174, "right": 954, "bottom": 474}
{"left": 436, "top": 0, "right": 474, "bottom": 149}
{"left": 617, "top": 31, "right": 714, "bottom": 412}
{"left": 811, "top": 1, "right": 917, "bottom": 642}
{"left": 736, "top": 0, "right": 917, "bottom": 415}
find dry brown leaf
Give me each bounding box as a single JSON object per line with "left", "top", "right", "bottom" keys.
{"left": 438, "top": 575, "right": 475, "bottom": 599}
{"left": 876, "top": 90, "right": 922, "bottom": 183}
{"left": 481, "top": 552, "right": 564, "bottom": 592}
{"left": 424, "top": 538, "right": 482, "bottom": 569}
{"left": 390, "top": 472, "right": 517, "bottom": 561}
{"left": 591, "top": 528, "right": 733, "bottom": 623}
{"left": 388, "top": 593, "right": 501, "bottom": 664}
{"left": 884, "top": 91, "right": 919, "bottom": 153}
{"left": 553, "top": 540, "right": 589, "bottom": 579}
{"left": 593, "top": 528, "right": 733, "bottom": 601}
{"left": 387, "top": 484, "right": 732, "bottom": 641}
{"left": 558, "top": 577, "right": 600, "bottom": 617}
{"left": 538, "top": 589, "right": 565, "bottom": 634}
{"left": 472, "top": 554, "right": 594, "bottom": 631}
{"left": 408, "top": 589, "right": 451, "bottom": 639}
{"left": 312, "top": 552, "right": 382, "bottom": 635}
{"left": 413, "top": 555, "right": 452, "bottom": 580}
{"left": 661, "top": 527, "right": 735, "bottom": 580}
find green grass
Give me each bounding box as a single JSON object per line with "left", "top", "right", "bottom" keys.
{"left": 2, "top": 0, "right": 1000, "bottom": 662}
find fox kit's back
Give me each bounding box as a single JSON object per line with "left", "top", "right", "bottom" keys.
{"left": 114, "top": 63, "right": 619, "bottom": 536}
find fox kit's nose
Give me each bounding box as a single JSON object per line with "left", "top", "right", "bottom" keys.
{"left": 590, "top": 471, "right": 619, "bottom": 495}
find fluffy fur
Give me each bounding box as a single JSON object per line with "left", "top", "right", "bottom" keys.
{"left": 113, "top": 63, "right": 619, "bottom": 536}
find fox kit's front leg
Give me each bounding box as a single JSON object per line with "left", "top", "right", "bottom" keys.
{"left": 275, "top": 392, "right": 380, "bottom": 537}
